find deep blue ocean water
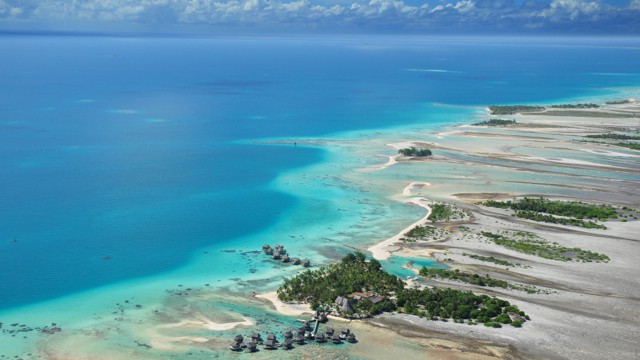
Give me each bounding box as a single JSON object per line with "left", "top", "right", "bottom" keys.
{"left": 1, "top": 35, "right": 639, "bottom": 310}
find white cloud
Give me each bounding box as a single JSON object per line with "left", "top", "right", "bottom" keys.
{"left": 541, "top": 0, "right": 601, "bottom": 21}
{"left": 0, "top": 0, "right": 636, "bottom": 33}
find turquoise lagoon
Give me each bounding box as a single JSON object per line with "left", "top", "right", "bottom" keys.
{"left": 1, "top": 35, "right": 640, "bottom": 357}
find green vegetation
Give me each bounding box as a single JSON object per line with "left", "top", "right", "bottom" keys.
{"left": 585, "top": 133, "right": 640, "bottom": 140}
{"left": 464, "top": 253, "right": 518, "bottom": 267}
{"left": 419, "top": 268, "right": 539, "bottom": 293}
{"left": 489, "top": 105, "right": 545, "bottom": 115}
{"left": 277, "top": 252, "right": 401, "bottom": 316}
{"left": 481, "top": 197, "right": 618, "bottom": 229}
{"left": 605, "top": 99, "right": 632, "bottom": 105}
{"left": 514, "top": 211, "right": 607, "bottom": 229}
{"left": 278, "top": 252, "right": 529, "bottom": 327}
{"left": 482, "top": 197, "right": 618, "bottom": 219}
{"left": 580, "top": 139, "right": 640, "bottom": 151}
{"left": 471, "top": 119, "right": 517, "bottom": 126}
{"left": 428, "top": 203, "right": 467, "bottom": 222}
{"left": 526, "top": 110, "right": 638, "bottom": 118}
{"left": 398, "top": 147, "right": 432, "bottom": 157}
{"left": 396, "top": 288, "right": 528, "bottom": 327}
{"left": 550, "top": 103, "right": 599, "bottom": 109}
{"left": 481, "top": 231, "right": 610, "bottom": 263}
{"left": 402, "top": 225, "right": 448, "bottom": 242}
{"left": 611, "top": 142, "right": 640, "bottom": 150}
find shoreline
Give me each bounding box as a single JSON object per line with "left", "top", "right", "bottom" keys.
{"left": 254, "top": 291, "right": 314, "bottom": 317}
{"left": 367, "top": 182, "right": 432, "bottom": 260}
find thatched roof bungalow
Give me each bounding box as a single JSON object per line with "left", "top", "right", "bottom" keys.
{"left": 264, "top": 339, "right": 277, "bottom": 350}
{"left": 251, "top": 332, "right": 263, "bottom": 342}
{"left": 229, "top": 341, "right": 242, "bottom": 351}
{"left": 347, "top": 333, "right": 357, "bottom": 343}
{"left": 282, "top": 339, "right": 294, "bottom": 350}
{"left": 246, "top": 341, "right": 258, "bottom": 352}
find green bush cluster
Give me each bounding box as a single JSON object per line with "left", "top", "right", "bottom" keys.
{"left": 471, "top": 119, "right": 517, "bottom": 126}
{"left": 419, "top": 268, "right": 539, "bottom": 293}
{"left": 429, "top": 203, "right": 455, "bottom": 222}
{"left": 550, "top": 103, "right": 599, "bottom": 109}
{"left": 605, "top": 99, "right": 631, "bottom": 105}
{"left": 585, "top": 133, "right": 640, "bottom": 140}
{"left": 482, "top": 197, "right": 617, "bottom": 220}
{"left": 398, "top": 147, "right": 432, "bottom": 157}
{"left": 396, "top": 288, "right": 528, "bottom": 327}
{"left": 489, "top": 105, "right": 545, "bottom": 115}
{"left": 402, "top": 225, "right": 439, "bottom": 242}
{"left": 464, "top": 253, "right": 516, "bottom": 267}
{"left": 481, "top": 231, "right": 610, "bottom": 263}
{"left": 481, "top": 197, "right": 617, "bottom": 229}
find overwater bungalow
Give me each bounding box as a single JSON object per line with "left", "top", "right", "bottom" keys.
{"left": 282, "top": 339, "right": 294, "bottom": 350}
{"left": 251, "top": 332, "right": 263, "bottom": 343}
{"left": 266, "top": 333, "right": 277, "bottom": 342}
{"left": 273, "top": 251, "right": 281, "bottom": 260}
{"left": 318, "top": 312, "right": 328, "bottom": 323}
{"left": 315, "top": 333, "right": 326, "bottom": 343}
{"left": 325, "top": 327, "right": 335, "bottom": 337}
{"left": 281, "top": 254, "right": 290, "bottom": 263}
{"left": 295, "top": 333, "right": 305, "bottom": 344}
{"left": 340, "top": 328, "right": 350, "bottom": 339}
{"left": 284, "top": 330, "right": 293, "bottom": 340}
{"left": 246, "top": 341, "right": 258, "bottom": 352}
{"left": 347, "top": 333, "right": 357, "bottom": 343}
{"left": 292, "top": 257, "right": 301, "bottom": 265}
{"left": 229, "top": 341, "right": 243, "bottom": 351}
{"left": 262, "top": 244, "right": 271, "bottom": 253}
{"left": 274, "top": 244, "right": 285, "bottom": 254}
{"left": 331, "top": 334, "right": 342, "bottom": 344}
{"left": 234, "top": 335, "right": 244, "bottom": 344}
{"left": 264, "top": 339, "right": 277, "bottom": 350}
{"left": 301, "top": 259, "right": 311, "bottom": 267}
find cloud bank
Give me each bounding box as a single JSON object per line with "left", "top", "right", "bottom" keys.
{"left": 0, "top": 0, "right": 639, "bottom": 34}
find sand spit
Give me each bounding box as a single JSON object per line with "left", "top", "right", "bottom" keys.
{"left": 368, "top": 182, "right": 433, "bottom": 260}
{"left": 255, "top": 291, "right": 313, "bottom": 316}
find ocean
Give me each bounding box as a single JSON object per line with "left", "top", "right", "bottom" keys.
{"left": 0, "top": 34, "right": 639, "bottom": 356}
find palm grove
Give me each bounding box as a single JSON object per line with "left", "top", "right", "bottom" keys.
{"left": 277, "top": 252, "right": 528, "bottom": 328}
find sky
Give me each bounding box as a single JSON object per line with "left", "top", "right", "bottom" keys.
{"left": 0, "top": 0, "right": 639, "bottom": 34}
